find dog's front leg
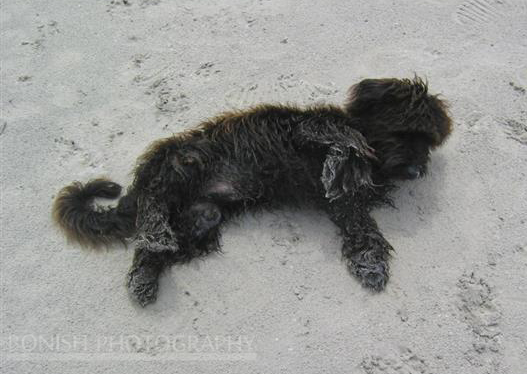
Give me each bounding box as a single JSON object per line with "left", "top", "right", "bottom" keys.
{"left": 294, "top": 121, "right": 375, "bottom": 200}
{"left": 326, "top": 197, "right": 392, "bottom": 291}
{"left": 341, "top": 215, "right": 392, "bottom": 291}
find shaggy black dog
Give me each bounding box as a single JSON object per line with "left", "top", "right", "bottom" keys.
{"left": 53, "top": 77, "right": 452, "bottom": 306}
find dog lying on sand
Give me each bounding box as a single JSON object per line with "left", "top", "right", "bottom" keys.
{"left": 53, "top": 76, "right": 452, "bottom": 306}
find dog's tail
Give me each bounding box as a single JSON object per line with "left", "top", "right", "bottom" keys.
{"left": 52, "top": 179, "right": 137, "bottom": 248}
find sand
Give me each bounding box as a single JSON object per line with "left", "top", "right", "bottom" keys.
{"left": 1, "top": 0, "right": 526, "bottom": 373}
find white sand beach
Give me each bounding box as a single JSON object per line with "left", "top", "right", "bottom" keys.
{"left": 1, "top": 0, "right": 526, "bottom": 373}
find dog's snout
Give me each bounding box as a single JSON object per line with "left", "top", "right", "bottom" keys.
{"left": 406, "top": 165, "right": 422, "bottom": 179}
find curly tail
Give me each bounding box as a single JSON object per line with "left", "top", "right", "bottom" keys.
{"left": 52, "top": 179, "right": 137, "bottom": 248}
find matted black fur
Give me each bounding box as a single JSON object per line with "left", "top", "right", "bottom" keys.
{"left": 52, "top": 76, "right": 452, "bottom": 306}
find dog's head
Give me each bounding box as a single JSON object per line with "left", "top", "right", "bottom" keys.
{"left": 345, "top": 76, "right": 452, "bottom": 181}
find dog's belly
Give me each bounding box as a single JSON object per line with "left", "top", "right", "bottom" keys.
{"left": 202, "top": 152, "right": 324, "bottom": 207}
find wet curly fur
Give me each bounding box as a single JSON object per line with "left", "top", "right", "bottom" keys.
{"left": 52, "top": 76, "right": 452, "bottom": 306}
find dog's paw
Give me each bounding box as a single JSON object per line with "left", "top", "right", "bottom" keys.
{"left": 127, "top": 266, "right": 159, "bottom": 307}
{"left": 347, "top": 251, "right": 390, "bottom": 291}
{"left": 186, "top": 202, "right": 222, "bottom": 240}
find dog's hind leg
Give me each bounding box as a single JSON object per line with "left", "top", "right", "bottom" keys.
{"left": 135, "top": 195, "right": 179, "bottom": 253}
{"left": 128, "top": 179, "right": 245, "bottom": 306}
{"left": 127, "top": 230, "right": 222, "bottom": 307}
{"left": 127, "top": 194, "right": 181, "bottom": 306}
{"left": 183, "top": 200, "right": 223, "bottom": 241}
{"left": 127, "top": 245, "right": 170, "bottom": 306}
{"left": 128, "top": 200, "right": 226, "bottom": 306}
{"left": 183, "top": 174, "right": 262, "bottom": 242}
{"left": 325, "top": 196, "right": 392, "bottom": 291}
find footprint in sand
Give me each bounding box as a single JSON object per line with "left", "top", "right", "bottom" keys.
{"left": 457, "top": 272, "right": 503, "bottom": 372}
{"left": 224, "top": 75, "right": 339, "bottom": 110}
{"left": 107, "top": 0, "right": 160, "bottom": 14}
{"left": 453, "top": 0, "right": 527, "bottom": 39}
{"left": 143, "top": 77, "right": 190, "bottom": 114}
{"left": 360, "top": 347, "right": 430, "bottom": 374}
{"left": 502, "top": 118, "right": 527, "bottom": 145}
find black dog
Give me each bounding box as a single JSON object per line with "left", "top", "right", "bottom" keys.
{"left": 53, "top": 77, "right": 452, "bottom": 306}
